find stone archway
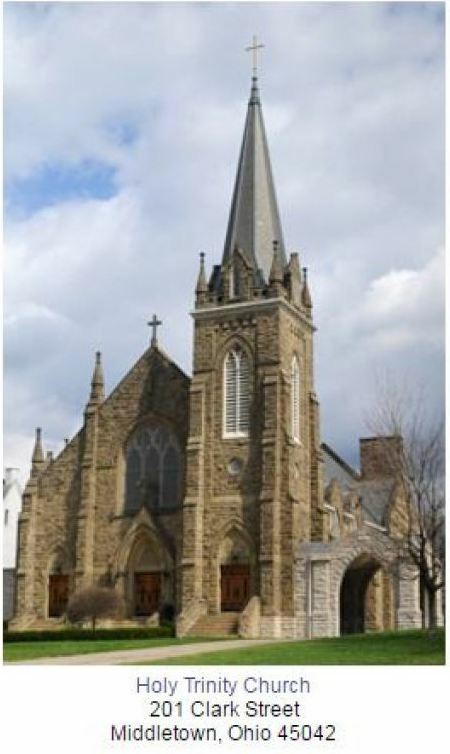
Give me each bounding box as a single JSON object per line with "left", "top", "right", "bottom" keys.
{"left": 339, "top": 553, "right": 395, "bottom": 635}
{"left": 296, "top": 527, "right": 422, "bottom": 640}
{"left": 117, "top": 527, "right": 174, "bottom": 619}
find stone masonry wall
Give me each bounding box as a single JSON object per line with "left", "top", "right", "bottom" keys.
{"left": 13, "top": 346, "right": 189, "bottom": 629}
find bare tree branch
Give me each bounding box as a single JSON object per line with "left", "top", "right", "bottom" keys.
{"left": 366, "top": 378, "right": 445, "bottom": 629}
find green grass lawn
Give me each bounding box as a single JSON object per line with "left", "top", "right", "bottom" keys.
{"left": 145, "top": 629, "right": 445, "bottom": 666}
{"left": 3, "top": 636, "right": 222, "bottom": 663}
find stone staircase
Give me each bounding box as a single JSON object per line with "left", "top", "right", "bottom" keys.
{"left": 188, "top": 612, "right": 240, "bottom": 637}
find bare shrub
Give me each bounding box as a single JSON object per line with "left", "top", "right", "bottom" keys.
{"left": 66, "top": 587, "right": 124, "bottom": 631}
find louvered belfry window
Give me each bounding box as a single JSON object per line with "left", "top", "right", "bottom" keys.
{"left": 224, "top": 348, "right": 250, "bottom": 437}
{"left": 291, "top": 356, "right": 300, "bottom": 442}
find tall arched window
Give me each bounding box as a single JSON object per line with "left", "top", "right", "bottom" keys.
{"left": 124, "top": 427, "right": 181, "bottom": 513}
{"left": 291, "top": 356, "right": 300, "bottom": 442}
{"left": 224, "top": 348, "right": 250, "bottom": 437}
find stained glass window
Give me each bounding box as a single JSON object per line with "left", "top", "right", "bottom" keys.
{"left": 125, "top": 427, "right": 181, "bottom": 512}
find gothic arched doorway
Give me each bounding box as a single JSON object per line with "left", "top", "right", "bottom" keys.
{"left": 125, "top": 532, "right": 173, "bottom": 618}
{"left": 47, "top": 549, "right": 71, "bottom": 618}
{"left": 218, "top": 529, "right": 252, "bottom": 612}
{"left": 340, "top": 554, "right": 394, "bottom": 635}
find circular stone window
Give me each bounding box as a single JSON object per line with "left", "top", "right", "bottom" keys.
{"left": 228, "top": 457, "right": 244, "bottom": 476}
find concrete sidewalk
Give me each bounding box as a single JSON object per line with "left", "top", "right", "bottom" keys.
{"left": 8, "top": 638, "right": 289, "bottom": 666}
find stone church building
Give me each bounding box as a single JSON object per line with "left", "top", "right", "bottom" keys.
{"left": 11, "top": 73, "right": 433, "bottom": 637}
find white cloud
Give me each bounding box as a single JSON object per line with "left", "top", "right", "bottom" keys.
{"left": 358, "top": 247, "right": 444, "bottom": 348}
{"left": 3, "top": 2, "right": 444, "bottom": 476}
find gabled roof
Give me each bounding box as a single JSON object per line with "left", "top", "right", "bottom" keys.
{"left": 321, "top": 442, "right": 360, "bottom": 489}
{"left": 321, "top": 441, "right": 395, "bottom": 528}
{"left": 358, "top": 479, "right": 396, "bottom": 527}
{"left": 222, "top": 76, "right": 286, "bottom": 282}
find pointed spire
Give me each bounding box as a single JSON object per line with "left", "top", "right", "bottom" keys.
{"left": 195, "top": 252, "right": 208, "bottom": 305}
{"left": 89, "top": 351, "right": 104, "bottom": 404}
{"left": 301, "top": 267, "right": 312, "bottom": 311}
{"left": 222, "top": 76, "right": 286, "bottom": 283}
{"left": 31, "top": 427, "right": 45, "bottom": 477}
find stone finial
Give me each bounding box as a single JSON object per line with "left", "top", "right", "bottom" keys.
{"left": 46, "top": 451, "right": 53, "bottom": 462}
{"left": 288, "top": 252, "right": 301, "bottom": 277}
{"left": 287, "top": 253, "right": 302, "bottom": 307}
{"left": 31, "top": 427, "right": 45, "bottom": 478}
{"left": 301, "top": 266, "right": 312, "bottom": 310}
{"left": 269, "top": 240, "right": 284, "bottom": 286}
{"left": 195, "top": 252, "right": 208, "bottom": 303}
{"left": 89, "top": 351, "right": 105, "bottom": 404}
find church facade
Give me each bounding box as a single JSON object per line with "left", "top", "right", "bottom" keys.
{"left": 11, "top": 74, "right": 433, "bottom": 637}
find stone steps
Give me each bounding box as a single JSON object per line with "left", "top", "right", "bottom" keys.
{"left": 189, "top": 612, "right": 240, "bottom": 637}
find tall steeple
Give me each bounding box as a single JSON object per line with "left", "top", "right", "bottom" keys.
{"left": 222, "top": 74, "right": 286, "bottom": 282}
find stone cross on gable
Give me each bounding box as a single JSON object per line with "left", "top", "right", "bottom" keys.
{"left": 147, "top": 314, "right": 162, "bottom": 347}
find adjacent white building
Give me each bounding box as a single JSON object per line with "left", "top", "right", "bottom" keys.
{"left": 3, "top": 468, "right": 23, "bottom": 623}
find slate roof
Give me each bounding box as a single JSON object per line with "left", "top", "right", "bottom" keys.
{"left": 321, "top": 442, "right": 394, "bottom": 528}
{"left": 322, "top": 442, "right": 359, "bottom": 491}
{"left": 358, "top": 479, "right": 395, "bottom": 527}
{"left": 222, "top": 76, "right": 287, "bottom": 282}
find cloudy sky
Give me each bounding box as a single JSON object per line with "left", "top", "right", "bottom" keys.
{"left": 4, "top": 1, "right": 445, "bottom": 483}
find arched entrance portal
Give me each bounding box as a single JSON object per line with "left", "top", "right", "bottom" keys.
{"left": 47, "top": 549, "right": 71, "bottom": 618}
{"left": 219, "top": 530, "right": 252, "bottom": 612}
{"left": 340, "top": 554, "right": 395, "bottom": 634}
{"left": 125, "top": 533, "right": 173, "bottom": 618}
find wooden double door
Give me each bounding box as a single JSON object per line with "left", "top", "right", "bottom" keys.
{"left": 49, "top": 574, "right": 69, "bottom": 617}
{"left": 134, "top": 572, "right": 161, "bottom": 616}
{"left": 221, "top": 564, "right": 250, "bottom": 612}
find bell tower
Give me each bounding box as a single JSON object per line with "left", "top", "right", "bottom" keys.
{"left": 179, "top": 65, "right": 323, "bottom": 638}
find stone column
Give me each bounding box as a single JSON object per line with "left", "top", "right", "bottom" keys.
{"left": 308, "top": 557, "right": 333, "bottom": 638}
{"left": 179, "top": 378, "right": 206, "bottom": 609}
{"left": 396, "top": 560, "right": 422, "bottom": 629}
{"left": 11, "top": 482, "right": 39, "bottom": 628}
{"left": 259, "top": 371, "right": 282, "bottom": 636}
{"left": 75, "top": 404, "right": 99, "bottom": 590}
{"left": 309, "top": 392, "right": 325, "bottom": 541}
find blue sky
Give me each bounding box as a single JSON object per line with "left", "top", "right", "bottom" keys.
{"left": 3, "top": 1, "right": 445, "bottom": 481}
{"left": 6, "top": 159, "right": 118, "bottom": 215}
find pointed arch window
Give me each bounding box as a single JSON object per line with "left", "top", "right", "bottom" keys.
{"left": 291, "top": 356, "right": 301, "bottom": 442}
{"left": 224, "top": 348, "right": 250, "bottom": 437}
{"left": 124, "top": 427, "right": 181, "bottom": 513}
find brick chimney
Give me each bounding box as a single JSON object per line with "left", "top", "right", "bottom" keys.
{"left": 359, "top": 436, "right": 403, "bottom": 480}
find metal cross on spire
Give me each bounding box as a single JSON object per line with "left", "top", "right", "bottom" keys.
{"left": 147, "top": 314, "right": 162, "bottom": 347}
{"left": 245, "top": 34, "right": 265, "bottom": 77}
